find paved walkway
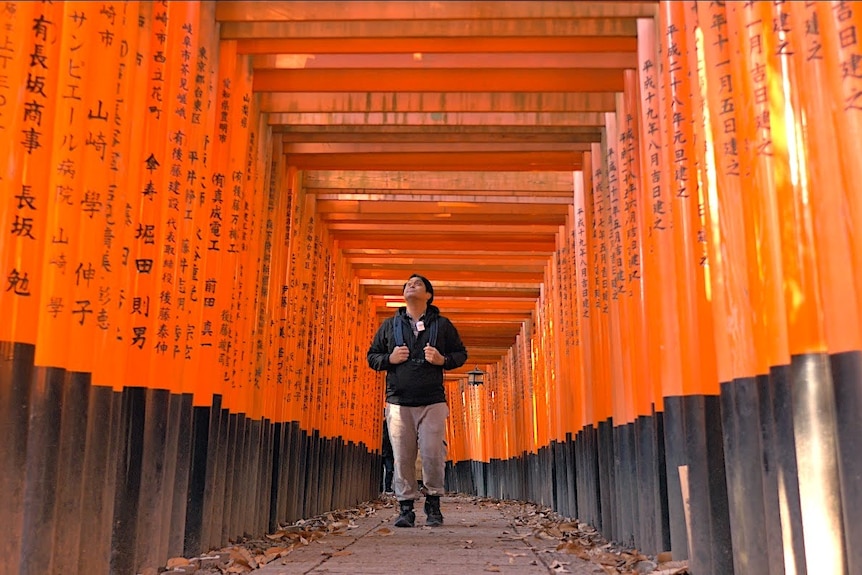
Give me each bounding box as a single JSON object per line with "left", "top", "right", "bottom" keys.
{"left": 180, "top": 495, "right": 688, "bottom": 575}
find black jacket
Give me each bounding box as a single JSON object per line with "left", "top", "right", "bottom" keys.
{"left": 367, "top": 305, "right": 468, "bottom": 406}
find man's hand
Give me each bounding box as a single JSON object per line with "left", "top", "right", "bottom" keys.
{"left": 424, "top": 343, "right": 445, "bottom": 366}
{"left": 389, "top": 345, "right": 410, "bottom": 364}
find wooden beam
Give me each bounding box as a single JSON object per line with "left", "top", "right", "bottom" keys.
{"left": 319, "top": 210, "right": 569, "bottom": 226}
{"left": 353, "top": 255, "right": 549, "bottom": 267}
{"left": 253, "top": 68, "right": 625, "bottom": 93}
{"left": 279, "top": 125, "right": 597, "bottom": 135}
{"left": 285, "top": 151, "right": 583, "bottom": 170}
{"left": 221, "top": 19, "right": 639, "bottom": 40}
{"left": 283, "top": 142, "right": 591, "bottom": 154}
{"left": 279, "top": 131, "right": 602, "bottom": 144}
{"left": 355, "top": 268, "right": 545, "bottom": 282}
{"left": 355, "top": 262, "right": 546, "bottom": 275}
{"left": 302, "top": 170, "right": 576, "bottom": 191}
{"left": 349, "top": 249, "right": 552, "bottom": 259}
{"left": 262, "top": 91, "right": 617, "bottom": 113}
{"left": 268, "top": 111, "right": 606, "bottom": 127}
{"left": 252, "top": 52, "right": 637, "bottom": 70}
{"left": 312, "top": 193, "right": 575, "bottom": 203}
{"left": 327, "top": 222, "right": 559, "bottom": 234}
{"left": 337, "top": 235, "right": 555, "bottom": 251}
{"left": 237, "top": 36, "right": 638, "bottom": 55}
{"left": 317, "top": 200, "right": 571, "bottom": 212}
{"left": 216, "top": 2, "right": 658, "bottom": 22}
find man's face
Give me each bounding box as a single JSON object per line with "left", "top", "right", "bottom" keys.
{"left": 403, "top": 277, "right": 429, "bottom": 303}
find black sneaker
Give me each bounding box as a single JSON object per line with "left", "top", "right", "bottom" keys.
{"left": 394, "top": 501, "right": 415, "bottom": 528}
{"left": 424, "top": 495, "right": 444, "bottom": 527}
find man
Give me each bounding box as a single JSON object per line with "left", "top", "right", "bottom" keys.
{"left": 367, "top": 274, "right": 468, "bottom": 527}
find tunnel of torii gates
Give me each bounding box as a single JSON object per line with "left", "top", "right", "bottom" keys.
{"left": 1, "top": 1, "right": 862, "bottom": 574}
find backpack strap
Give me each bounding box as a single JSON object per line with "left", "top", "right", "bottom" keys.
{"left": 393, "top": 315, "right": 405, "bottom": 347}
{"left": 428, "top": 319, "right": 438, "bottom": 347}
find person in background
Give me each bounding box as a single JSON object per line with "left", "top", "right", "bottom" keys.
{"left": 367, "top": 274, "right": 468, "bottom": 527}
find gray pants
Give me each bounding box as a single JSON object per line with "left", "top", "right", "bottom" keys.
{"left": 385, "top": 402, "right": 448, "bottom": 501}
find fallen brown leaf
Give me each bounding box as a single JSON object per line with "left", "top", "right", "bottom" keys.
{"left": 165, "top": 557, "right": 191, "bottom": 568}
{"left": 229, "top": 547, "right": 258, "bottom": 569}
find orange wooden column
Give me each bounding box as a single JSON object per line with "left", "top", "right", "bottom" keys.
{"left": 222, "top": 49, "right": 254, "bottom": 416}
{"left": 603, "top": 110, "right": 636, "bottom": 545}
{"left": 587, "top": 144, "right": 611, "bottom": 433}
{"left": 726, "top": 4, "right": 846, "bottom": 574}
{"left": 636, "top": 17, "right": 680, "bottom": 420}
{"left": 572, "top": 166, "right": 601, "bottom": 529}
{"left": 636, "top": 9, "right": 684, "bottom": 562}
{"left": 546, "top": 253, "right": 565, "bottom": 443}
{"left": 278, "top": 167, "right": 302, "bottom": 425}
{"left": 134, "top": 3, "right": 204, "bottom": 570}
{"left": 183, "top": 1, "right": 230, "bottom": 554}
{"left": 531, "top": 285, "right": 551, "bottom": 452}
{"left": 0, "top": 1, "right": 48, "bottom": 346}
{"left": 554, "top": 210, "right": 578, "bottom": 517}
{"left": 66, "top": 3, "right": 138, "bottom": 573}
{"left": 620, "top": 72, "right": 651, "bottom": 423}
{"left": 791, "top": 0, "right": 862, "bottom": 367}
{"left": 196, "top": 39, "right": 234, "bottom": 409}
{"left": 445, "top": 379, "right": 467, "bottom": 464}
{"left": 296, "top": 192, "right": 318, "bottom": 435}
{"left": 150, "top": 1, "right": 201, "bottom": 395}
{"left": 269, "top": 162, "right": 294, "bottom": 425}
{"left": 814, "top": 4, "right": 862, "bottom": 572}
{"left": 26, "top": 7, "right": 98, "bottom": 571}
{"left": 108, "top": 3, "right": 160, "bottom": 572}
{"left": 571, "top": 168, "right": 592, "bottom": 432}
{"left": 817, "top": 1, "right": 862, "bottom": 315}
{"left": 2, "top": 5, "right": 61, "bottom": 574}
{"left": 34, "top": 1, "right": 96, "bottom": 373}
{"left": 604, "top": 112, "right": 631, "bottom": 433}
{"left": 243, "top": 98, "right": 271, "bottom": 423}
{"left": 121, "top": 2, "right": 166, "bottom": 392}
{"left": 610, "top": 109, "right": 636, "bottom": 425}
{"left": 560, "top": 205, "right": 580, "bottom": 441}
{"left": 694, "top": 3, "right": 771, "bottom": 573}
{"left": 620, "top": 67, "right": 666, "bottom": 553}
{"left": 658, "top": 4, "right": 731, "bottom": 572}
{"left": 694, "top": 1, "right": 757, "bottom": 410}
{"left": 260, "top": 141, "right": 287, "bottom": 424}
{"left": 659, "top": 2, "right": 719, "bottom": 400}
{"left": 213, "top": 38, "right": 240, "bottom": 409}
{"left": 93, "top": 0, "right": 146, "bottom": 395}
{"left": 615, "top": 86, "right": 657, "bottom": 549}
{"left": 183, "top": 0, "right": 218, "bottom": 408}
{"left": 587, "top": 142, "right": 616, "bottom": 539}
{"left": 281, "top": 171, "right": 307, "bottom": 427}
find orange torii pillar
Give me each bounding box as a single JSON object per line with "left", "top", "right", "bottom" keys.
{"left": 1, "top": 3, "right": 383, "bottom": 574}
